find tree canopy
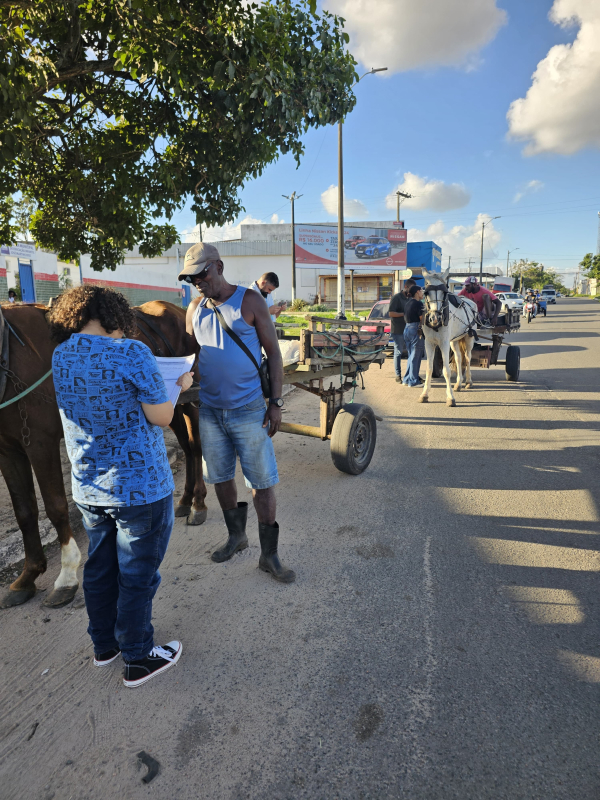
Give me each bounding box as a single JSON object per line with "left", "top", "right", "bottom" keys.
{"left": 579, "top": 252, "right": 600, "bottom": 282}
{"left": 511, "top": 260, "right": 569, "bottom": 294}
{"left": 0, "top": 1, "right": 356, "bottom": 269}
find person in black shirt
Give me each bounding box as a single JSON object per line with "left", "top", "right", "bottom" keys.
{"left": 403, "top": 284, "right": 425, "bottom": 386}
{"left": 388, "top": 278, "right": 416, "bottom": 383}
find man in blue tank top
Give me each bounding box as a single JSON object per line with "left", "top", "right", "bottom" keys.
{"left": 181, "top": 243, "right": 295, "bottom": 583}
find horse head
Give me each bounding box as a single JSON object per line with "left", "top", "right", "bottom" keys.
{"left": 422, "top": 269, "right": 450, "bottom": 330}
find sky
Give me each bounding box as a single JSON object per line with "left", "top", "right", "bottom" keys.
{"left": 175, "top": 0, "right": 600, "bottom": 286}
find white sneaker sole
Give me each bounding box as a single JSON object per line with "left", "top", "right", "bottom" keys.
{"left": 94, "top": 651, "right": 121, "bottom": 667}
{"left": 123, "top": 641, "right": 182, "bottom": 688}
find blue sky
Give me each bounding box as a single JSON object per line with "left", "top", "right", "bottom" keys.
{"left": 174, "top": 0, "right": 600, "bottom": 284}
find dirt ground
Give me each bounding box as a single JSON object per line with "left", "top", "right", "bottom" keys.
{"left": 1, "top": 299, "right": 599, "bottom": 799}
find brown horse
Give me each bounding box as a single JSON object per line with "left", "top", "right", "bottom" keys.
{"left": 0, "top": 300, "right": 206, "bottom": 609}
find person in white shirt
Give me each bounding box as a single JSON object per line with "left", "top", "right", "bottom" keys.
{"left": 250, "top": 273, "right": 287, "bottom": 321}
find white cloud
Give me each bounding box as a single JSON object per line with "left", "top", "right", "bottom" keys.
{"left": 408, "top": 214, "right": 502, "bottom": 267}
{"left": 181, "top": 215, "right": 264, "bottom": 243}
{"left": 513, "top": 179, "right": 544, "bottom": 203}
{"left": 270, "top": 213, "right": 286, "bottom": 224}
{"left": 321, "top": 185, "right": 368, "bottom": 218}
{"left": 386, "top": 172, "right": 470, "bottom": 212}
{"left": 507, "top": 0, "right": 600, "bottom": 155}
{"left": 325, "top": 0, "right": 507, "bottom": 73}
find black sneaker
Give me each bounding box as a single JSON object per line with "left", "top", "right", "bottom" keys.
{"left": 123, "top": 641, "right": 182, "bottom": 688}
{"left": 94, "top": 647, "right": 121, "bottom": 667}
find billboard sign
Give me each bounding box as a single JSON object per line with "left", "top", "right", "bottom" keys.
{"left": 294, "top": 224, "right": 407, "bottom": 270}
{"left": 1, "top": 242, "right": 36, "bottom": 259}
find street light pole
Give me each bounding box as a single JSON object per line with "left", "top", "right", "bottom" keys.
{"left": 479, "top": 216, "right": 500, "bottom": 285}
{"left": 336, "top": 66, "right": 387, "bottom": 319}
{"left": 283, "top": 191, "right": 302, "bottom": 302}
{"left": 507, "top": 247, "right": 519, "bottom": 276}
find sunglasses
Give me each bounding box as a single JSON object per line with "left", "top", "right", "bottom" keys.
{"left": 182, "top": 262, "right": 217, "bottom": 283}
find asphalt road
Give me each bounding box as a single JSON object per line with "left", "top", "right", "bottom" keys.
{"left": 1, "top": 297, "right": 599, "bottom": 799}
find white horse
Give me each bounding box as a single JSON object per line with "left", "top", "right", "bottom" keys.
{"left": 419, "top": 268, "right": 478, "bottom": 407}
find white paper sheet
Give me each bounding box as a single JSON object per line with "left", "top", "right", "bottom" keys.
{"left": 155, "top": 354, "right": 196, "bottom": 405}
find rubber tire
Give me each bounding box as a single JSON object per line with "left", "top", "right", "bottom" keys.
{"left": 432, "top": 346, "right": 444, "bottom": 379}
{"left": 527, "top": 312, "right": 532, "bottom": 323}
{"left": 505, "top": 345, "right": 520, "bottom": 382}
{"left": 330, "top": 404, "right": 377, "bottom": 475}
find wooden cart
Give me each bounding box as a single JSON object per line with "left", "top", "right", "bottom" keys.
{"left": 278, "top": 316, "right": 388, "bottom": 474}
{"left": 433, "top": 308, "right": 522, "bottom": 382}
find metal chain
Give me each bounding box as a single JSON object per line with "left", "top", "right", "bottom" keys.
{"left": 4, "top": 368, "right": 53, "bottom": 447}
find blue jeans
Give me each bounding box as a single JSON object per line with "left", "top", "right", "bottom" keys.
{"left": 77, "top": 493, "right": 174, "bottom": 662}
{"left": 390, "top": 333, "right": 405, "bottom": 378}
{"left": 403, "top": 323, "right": 424, "bottom": 386}
{"left": 199, "top": 396, "right": 279, "bottom": 489}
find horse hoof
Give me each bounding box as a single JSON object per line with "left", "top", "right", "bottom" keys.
{"left": 44, "top": 584, "right": 79, "bottom": 608}
{"left": 0, "top": 587, "right": 36, "bottom": 608}
{"left": 447, "top": 398, "right": 456, "bottom": 407}
{"left": 454, "top": 385, "right": 461, "bottom": 392}
{"left": 175, "top": 504, "right": 191, "bottom": 518}
{"left": 187, "top": 508, "right": 208, "bottom": 526}
{"left": 418, "top": 395, "right": 429, "bottom": 403}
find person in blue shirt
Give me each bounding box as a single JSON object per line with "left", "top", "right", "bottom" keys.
{"left": 49, "top": 286, "right": 193, "bottom": 689}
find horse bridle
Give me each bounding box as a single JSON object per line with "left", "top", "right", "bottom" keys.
{"left": 423, "top": 284, "right": 449, "bottom": 331}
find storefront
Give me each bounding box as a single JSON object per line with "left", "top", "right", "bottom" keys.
{"left": 318, "top": 273, "right": 394, "bottom": 307}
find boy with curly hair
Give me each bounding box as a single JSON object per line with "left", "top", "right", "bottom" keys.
{"left": 49, "top": 286, "right": 193, "bottom": 688}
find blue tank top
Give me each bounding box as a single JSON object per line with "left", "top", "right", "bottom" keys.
{"left": 193, "top": 285, "right": 264, "bottom": 409}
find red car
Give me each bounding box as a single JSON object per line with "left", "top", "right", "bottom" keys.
{"left": 361, "top": 300, "right": 390, "bottom": 334}
{"left": 344, "top": 235, "right": 367, "bottom": 250}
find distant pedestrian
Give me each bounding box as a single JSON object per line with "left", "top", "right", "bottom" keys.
{"left": 7, "top": 290, "right": 16, "bottom": 303}
{"left": 250, "top": 272, "right": 287, "bottom": 321}
{"left": 403, "top": 285, "right": 425, "bottom": 387}
{"left": 49, "top": 286, "right": 193, "bottom": 688}
{"left": 388, "top": 278, "right": 416, "bottom": 383}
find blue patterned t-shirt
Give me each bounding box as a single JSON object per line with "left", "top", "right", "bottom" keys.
{"left": 52, "top": 334, "right": 175, "bottom": 506}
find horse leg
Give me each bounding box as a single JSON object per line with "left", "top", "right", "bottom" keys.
{"left": 185, "top": 405, "right": 207, "bottom": 525}
{"left": 28, "top": 437, "right": 81, "bottom": 608}
{"left": 441, "top": 340, "right": 457, "bottom": 407}
{"left": 171, "top": 405, "right": 207, "bottom": 526}
{"left": 451, "top": 341, "right": 463, "bottom": 392}
{"left": 0, "top": 443, "right": 46, "bottom": 608}
{"left": 464, "top": 336, "right": 475, "bottom": 388}
{"left": 419, "top": 337, "right": 435, "bottom": 403}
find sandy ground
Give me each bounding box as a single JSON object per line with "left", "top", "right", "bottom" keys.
{"left": 0, "top": 298, "right": 599, "bottom": 799}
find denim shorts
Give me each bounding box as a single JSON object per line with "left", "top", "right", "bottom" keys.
{"left": 198, "top": 396, "right": 279, "bottom": 490}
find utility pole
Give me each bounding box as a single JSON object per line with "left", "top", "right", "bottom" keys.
{"left": 447, "top": 255, "right": 451, "bottom": 269}
{"left": 282, "top": 191, "right": 302, "bottom": 302}
{"left": 507, "top": 247, "right": 519, "bottom": 276}
{"left": 395, "top": 190, "right": 412, "bottom": 222}
{"left": 479, "top": 216, "right": 500, "bottom": 284}
{"left": 597, "top": 211, "right": 600, "bottom": 255}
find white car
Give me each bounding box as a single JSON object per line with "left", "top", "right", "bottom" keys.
{"left": 496, "top": 292, "right": 524, "bottom": 312}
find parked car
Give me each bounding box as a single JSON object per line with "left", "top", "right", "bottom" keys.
{"left": 556, "top": 292, "right": 562, "bottom": 298}
{"left": 541, "top": 288, "right": 557, "bottom": 304}
{"left": 360, "top": 300, "right": 390, "bottom": 334}
{"left": 355, "top": 237, "right": 392, "bottom": 259}
{"left": 496, "top": 292, "right": 524, "bottom": 312}
{"left": 345, "top": 235, "right": 366, "bottom": 250}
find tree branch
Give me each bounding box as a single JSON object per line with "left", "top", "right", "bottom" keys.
{"left": 33, "top": 59, "right": 120, "bottom": 96}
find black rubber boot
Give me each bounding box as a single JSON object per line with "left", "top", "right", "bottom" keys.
{"left": 258, "top": 522, "right": 296, "bottom": 583}
{"left": 211, "top": 503, "right": 249, "bottom": 563}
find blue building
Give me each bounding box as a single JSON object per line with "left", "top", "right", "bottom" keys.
{"left": 407, "top": 241, "right": 442, "bottom": 285}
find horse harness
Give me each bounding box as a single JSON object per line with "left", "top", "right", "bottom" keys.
{"left": 423, "top": 283, "right": 478, "bottom": 339}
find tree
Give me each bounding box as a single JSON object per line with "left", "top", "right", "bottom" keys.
{"left": 512, "top": 259, "right": 568, "bottom": 294}
{"left": 579, "top": 252, "right": 600, "bottom": 281}
{"left": 11, "top": 195, "right": 36, "bottom": 241}
{"left": 0, "top": 1, "right": 356, "bottom": 270}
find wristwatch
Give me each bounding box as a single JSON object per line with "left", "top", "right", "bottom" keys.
{"left": 269, "top": 397, "right": 284, "bottom": 407}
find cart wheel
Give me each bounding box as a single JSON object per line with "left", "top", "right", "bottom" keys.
{"left": 432, "top": 346, "right": 444, "bottom": 378}
{"left": 330, "top": 404, "right": 377, "bottom": 475}
{"left": 505, "top": 345, "right": 520, "bottom": 382}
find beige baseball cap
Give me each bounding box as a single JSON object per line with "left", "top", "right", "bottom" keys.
{"left": 178, "top": 242, "right": 221, "bottom": 280}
